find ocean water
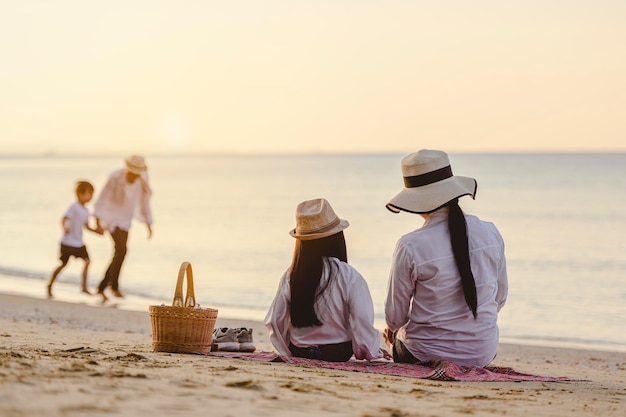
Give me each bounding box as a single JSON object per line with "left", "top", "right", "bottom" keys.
{"left": 1, "top": 153, "right": 625, "bottom": 352}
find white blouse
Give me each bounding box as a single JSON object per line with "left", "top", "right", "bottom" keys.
{"left": 94, "top": 169, "right": 153, "bottom": 232}
{"left": 265, "top": 257, "right": 383, "bottom": 361}
{"left": 385, "top": 207, "right": 508, "bottom": 367}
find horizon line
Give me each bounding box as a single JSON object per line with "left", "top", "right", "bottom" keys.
{"left": 1, "top": 149, "right": 626, "bottom": 158}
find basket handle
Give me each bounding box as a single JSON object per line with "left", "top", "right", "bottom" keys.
{"left": 172, "top": 261, "right": 196, "bottom": 308}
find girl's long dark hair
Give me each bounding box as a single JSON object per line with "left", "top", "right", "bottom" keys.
{"left": 289, "top": 231, "right": 347, "bottom": 328}
{"left": 446, "top": 199, "right": 478, "bottom": 318}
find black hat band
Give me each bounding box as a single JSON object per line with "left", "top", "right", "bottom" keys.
{"left": 403, "top": 165, "right": 453, "bottom": 188}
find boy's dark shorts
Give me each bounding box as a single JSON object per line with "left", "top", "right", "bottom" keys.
{"left": 59, "top": 244, "right": 89, "bottom": 263}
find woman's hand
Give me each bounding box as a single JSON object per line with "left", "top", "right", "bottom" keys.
{"left": 383, "top": 328, "right": 395, "bottom": 348}
{"left": 380, "top": 347, "right": 392, "bottom": 360}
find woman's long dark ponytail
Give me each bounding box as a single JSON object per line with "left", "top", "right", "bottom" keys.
{"left": 447, "top": 199, "right": 478, "bottom": 318}
{"left": 289, "top": 232, "right": 347, "bottom": 328}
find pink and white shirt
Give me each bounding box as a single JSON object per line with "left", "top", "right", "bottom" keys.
{"left": 94, "top": 169, "right": 152, "bottom": 232}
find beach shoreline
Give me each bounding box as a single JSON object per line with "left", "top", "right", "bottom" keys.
{"left": 3, "top": 271, "right": 626, "bottom": 355}
{"left": 1, "top": 292, "right": 625, "bottom": 416}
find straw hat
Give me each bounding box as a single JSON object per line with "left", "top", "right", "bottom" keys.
{"left": 386, "top": 149, "right": 477, "bottom": 214}
{"left": 125, "top": 155, "right": 148, "bottom": 175}
{"left": 289, "top": 198, "right": 349, "bottom": 240}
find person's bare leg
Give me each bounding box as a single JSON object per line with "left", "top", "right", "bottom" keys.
{"left": 47, "top": 262, "right": 66, "bottom": 298}
{"left": 81, "top": 258, "right": 91, "bottom": 295}
{"left": 97, "top": 288, "right": 108, "bottom": 303}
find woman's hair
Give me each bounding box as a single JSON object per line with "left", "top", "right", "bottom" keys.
{"left": 446, "top": 199, "right": 478, "bottom": 318}
{"left": 289, "top": 231, "right": 347, "bottom": 328}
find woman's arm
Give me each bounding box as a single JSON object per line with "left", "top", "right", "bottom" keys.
{"left": 346, "top": 271, "right": 383, "bottom": 361}
{"left": 264, "top": 272, "right": 292, "bottom": 356}
{"left": 495, "top": 244, "right": 508, "bottom": 311}
{"left": 384, "top": 242, "right": 414, "bottom": 331}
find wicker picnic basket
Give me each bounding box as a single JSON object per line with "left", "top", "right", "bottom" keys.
{"left": 149, "top": 262, "right": 218, "bottom": 354}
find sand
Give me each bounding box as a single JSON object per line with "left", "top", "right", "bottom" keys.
{"left": 0, "top": 292, "right": 625, "bottom": 417}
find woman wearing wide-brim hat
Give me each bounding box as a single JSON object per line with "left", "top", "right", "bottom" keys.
{"left": 384, "top": 149, "right": 508, "bottom": 367}
{"left": 265, "top": 198, "right": 388, "bottom": 362}
{"left": 93, "top": 155, "right": 153, "bottom": 302}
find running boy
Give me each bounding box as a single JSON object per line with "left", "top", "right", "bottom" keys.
{"left": 47, "top": 181, "right": 103, "bottom": 298}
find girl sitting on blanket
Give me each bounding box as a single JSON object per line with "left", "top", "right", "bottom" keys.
{"left": 383, "top": 149, "right": 508, "bottom": 367}
{"left": 265, "top": 198, "right": 389, "bottom": 362}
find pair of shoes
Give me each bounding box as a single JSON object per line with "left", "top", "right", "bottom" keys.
{"left": 236, "top": 328, "right": 256, "bottom": 352}
{"left": 211, "top": 327, "right": 256, "bottom": 352}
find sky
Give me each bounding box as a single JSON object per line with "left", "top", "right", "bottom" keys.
{"left": 1, "top": 1, "right": 625, "bottom": 155}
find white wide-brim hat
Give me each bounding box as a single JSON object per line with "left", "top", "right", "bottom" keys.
{"left": 290, "top": 198, "right": 350, "bottom": 240}
{"left": 386, "top": 149, "right": 477, "bottom": 214}
{"left": 125, "top": 155, "right": 148, "bottom": 175}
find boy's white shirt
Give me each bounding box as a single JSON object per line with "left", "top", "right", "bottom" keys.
{"left": 60, "top": 202, "right": 89, "bottom": 247}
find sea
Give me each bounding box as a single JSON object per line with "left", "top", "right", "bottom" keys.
{"left": 1, "top": 153, "right": 625, "bottom": 353}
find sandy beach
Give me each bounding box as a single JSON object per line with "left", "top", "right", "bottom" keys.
{"left": 0, "top": 292, "right": 624, "bottom": 417}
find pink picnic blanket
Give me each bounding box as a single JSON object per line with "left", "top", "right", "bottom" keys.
{"left": 207, "top": 351, "right": 571, "bottom": 382}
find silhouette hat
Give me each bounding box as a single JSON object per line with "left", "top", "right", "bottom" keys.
{"left": 386, "top": 149, "right": 477, "bottom": 214}
{"left": 289, "top": 198, "right": 349, "bottom": 240}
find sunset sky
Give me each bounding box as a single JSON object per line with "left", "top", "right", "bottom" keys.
{"left": 1, "top": 1, "right": 624, "bottom": 155}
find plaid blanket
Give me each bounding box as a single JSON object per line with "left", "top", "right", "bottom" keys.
{"left": 207, "top": 351, "right": 572, "bottom": 382}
